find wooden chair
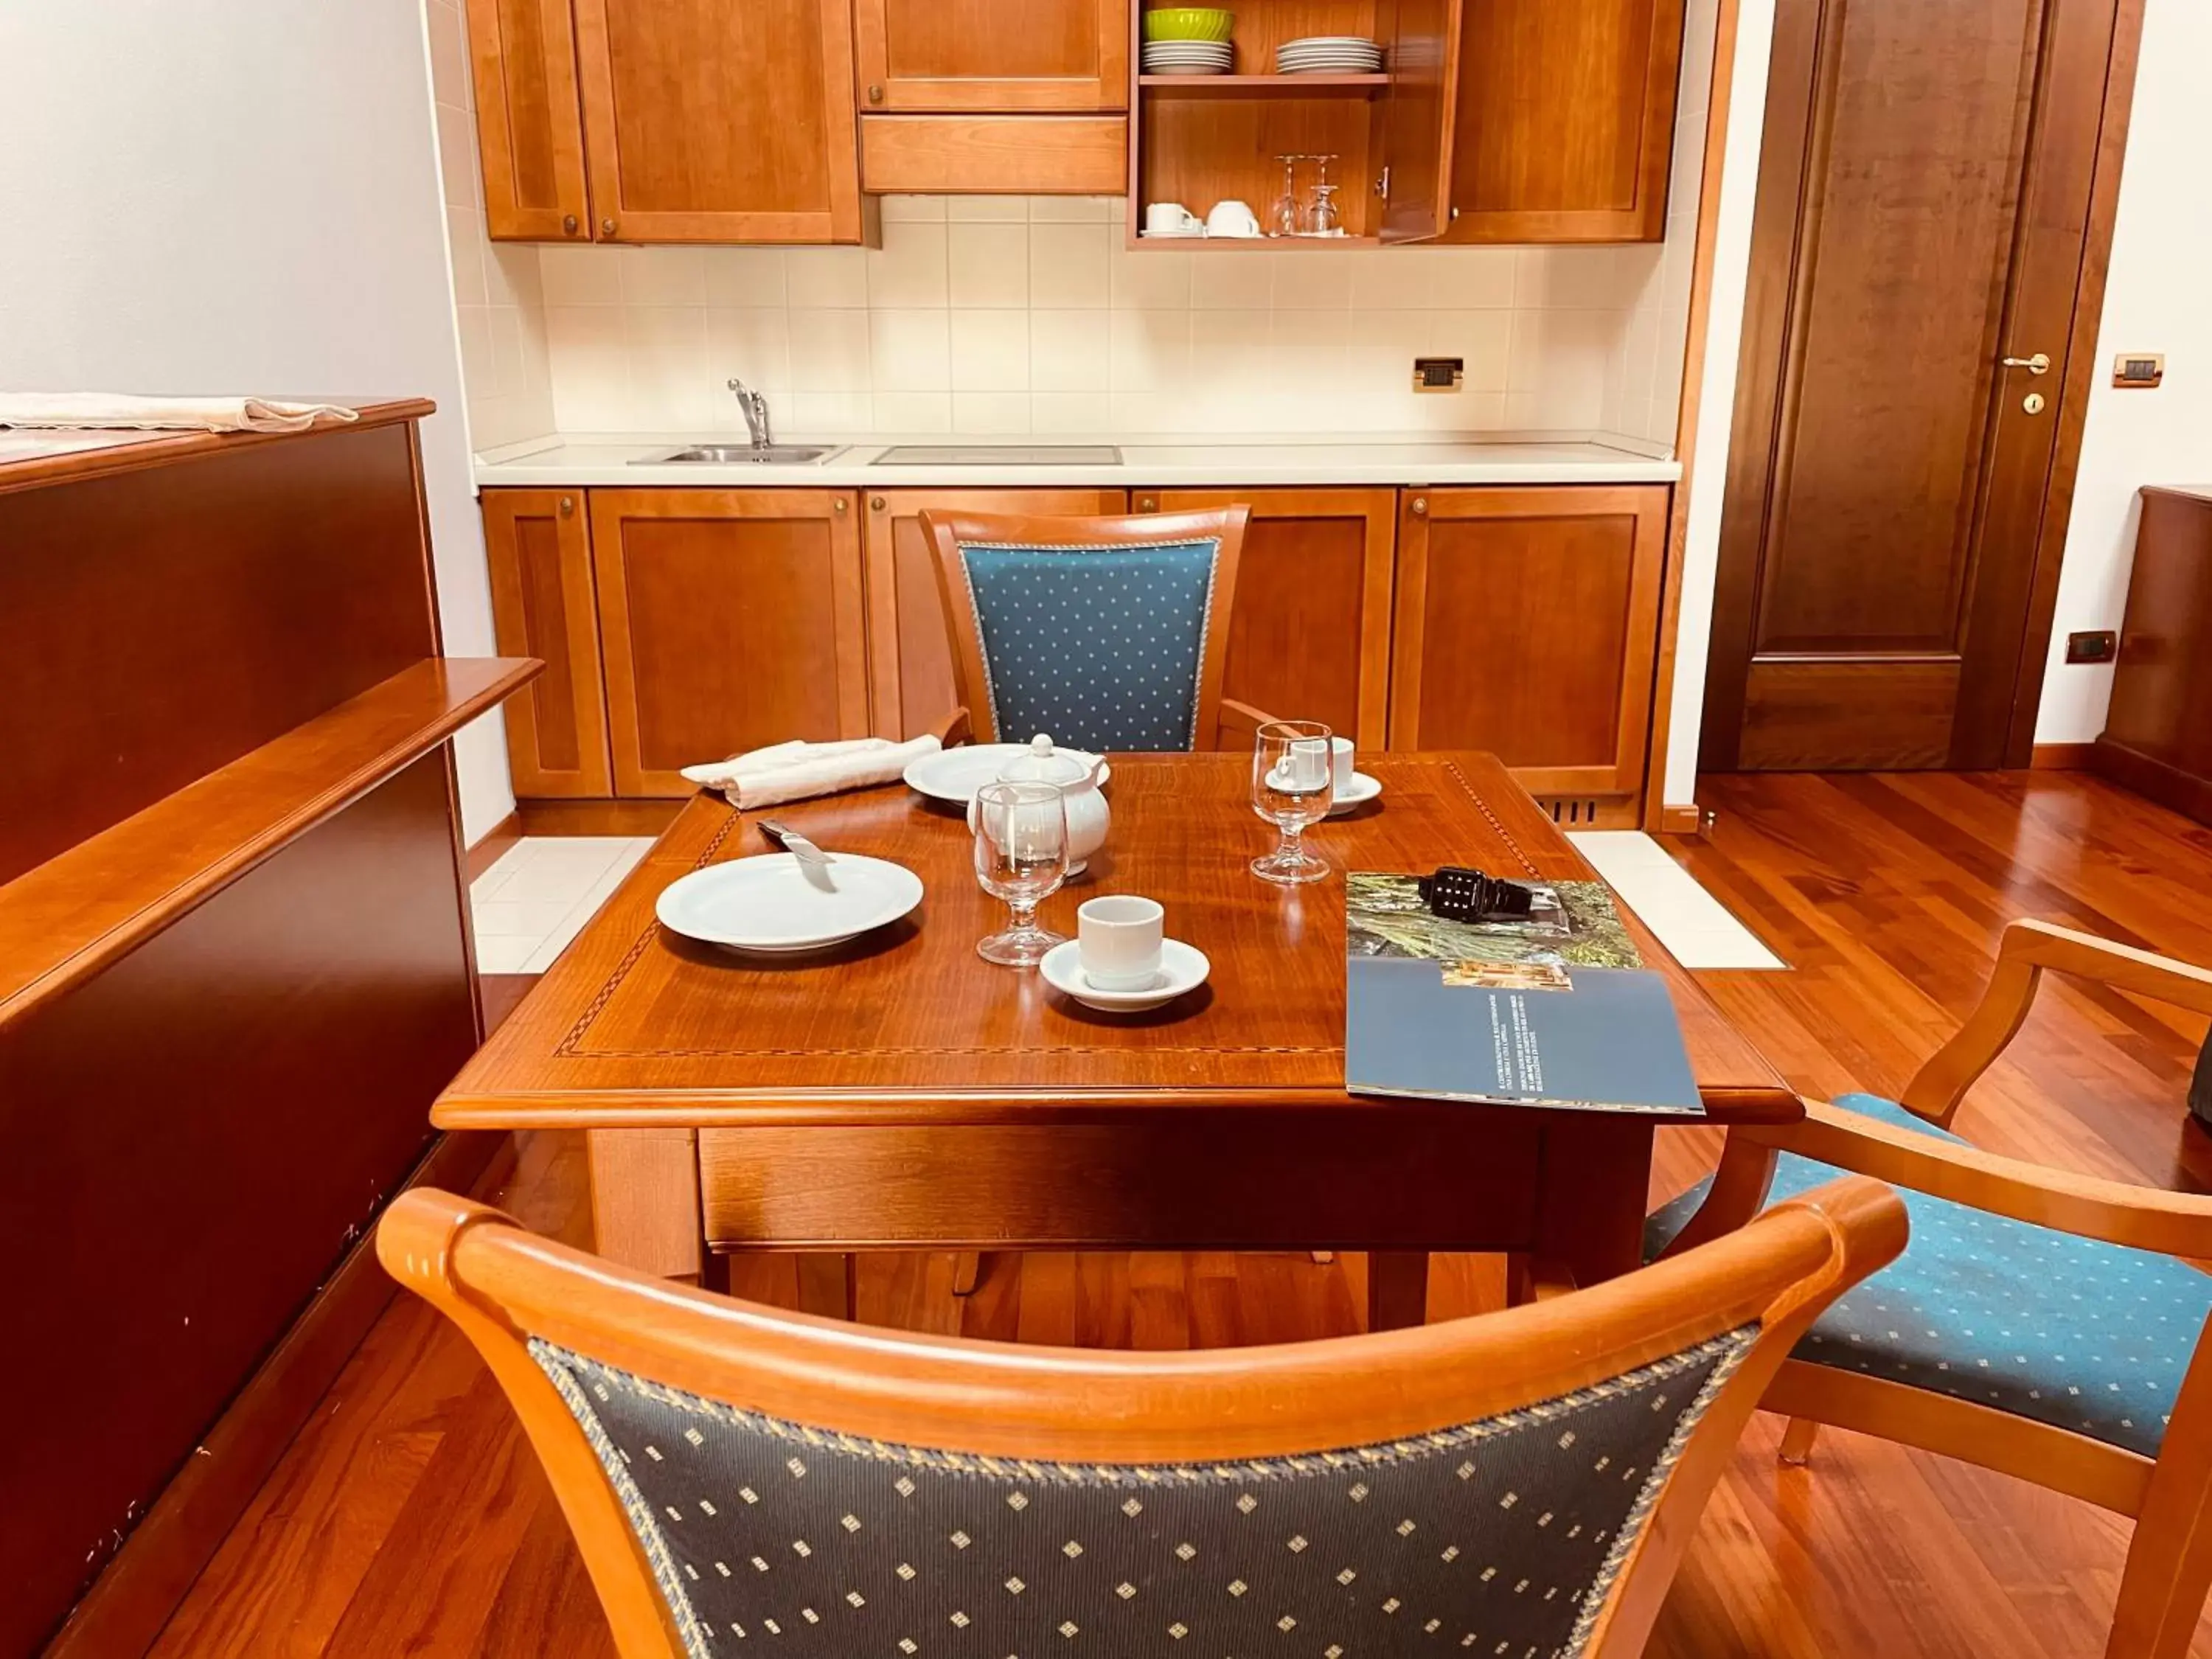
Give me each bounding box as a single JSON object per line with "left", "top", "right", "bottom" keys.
{"left": 379, "top": 1175, "right": 1903, "bottom": 1659}
{"left": 918, "top": 505, "right": 1290, "bottom": 1295}
{"left": 1651, "top": 919, "right": 2212, "bottom": 1659}
{"left": 919, "top": 507, "right": 1276, "bottom": 754}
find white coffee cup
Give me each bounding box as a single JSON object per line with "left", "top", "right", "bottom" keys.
{"left": 1206, "top": 199, "right": 1262, "bottom": 237}
{"left": 1329, "top": 735, "right": 1356, "bottom": 793}
{"left": 1078, "top": 895, "right": 1165, "bottom": 990}
{"left": 1145, "top": 201, "right": 1202, "bottom": 234}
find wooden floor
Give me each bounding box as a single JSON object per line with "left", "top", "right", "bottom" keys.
{"left": 147, "top": 770, "right": 2212, "bottom": 1658}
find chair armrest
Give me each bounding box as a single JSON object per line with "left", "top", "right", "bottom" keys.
{"left": 1902, "top": 919, "right": 2212, "bottom": 1124}
{"left": 1745, "top": 1099, "right": 2212, "bottom": 1258}
{"left": 1215, "top": 698, "right": 1279, "bottom": 746}
{"left": 928, "top": 706, "right": 973, "bottom": 748}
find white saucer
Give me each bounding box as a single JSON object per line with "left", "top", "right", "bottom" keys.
{"left": 1040, "top": 937, "right": 1210, "bottom": 1012}
{"left": 655, "top": 853, "right": 922, "bottom": 953}
{"left": 1327, "top": 771, "right": 1383, "bottom": 814}
{"left": 903, "top": 742, "right": 1111, "bottom": 804}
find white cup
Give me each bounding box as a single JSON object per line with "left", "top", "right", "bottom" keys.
{"left": 1329, "top": 735, "right": 1356, "bottom": 793}
{"left": 1078, "top": 895, "right": 1165, "bottom": 990}
{"left": 1206, "top": 199, "right": 1262, "bottom": 237}
{"left": 1145, "top": 201, "right": 1202, "bottom": 234}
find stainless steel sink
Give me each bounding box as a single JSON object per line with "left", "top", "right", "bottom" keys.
{"left": 632, "top": 442, "right": 847, "bottom": 465}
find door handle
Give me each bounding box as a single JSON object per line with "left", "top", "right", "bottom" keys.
{"left": 2001, "top": 352, "right": 2051, "bottom": 375}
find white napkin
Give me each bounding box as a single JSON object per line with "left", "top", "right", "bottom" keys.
{"left": 0, "top": 394, "right": 360, "bottom": 434}
{"left": 682, "top": 735, "right": 942, "bottom": 810}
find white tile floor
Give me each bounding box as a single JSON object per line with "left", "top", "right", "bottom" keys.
{"left": 467, "top": 830, "right": 1785, "bottom": 978}
{"left": 469, "top": 837, "right": 655, "bottom": 973}
{"left": 1566, "top": 831, "right": 1787, "bottom": 970}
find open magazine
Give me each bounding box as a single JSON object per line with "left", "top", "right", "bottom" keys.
{"left": 1343, "top": 872, "right": 1704, "bottom": 1117}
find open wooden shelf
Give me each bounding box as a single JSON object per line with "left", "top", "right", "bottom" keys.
{"left": 0, "top": 655, "right": 541, "bottom": 1025}
{"left": 1138, "top": 234, "right": 1382, "bottom": 249}
{"left": 1137, "top": 73, "right": 1388, "bottom": 94}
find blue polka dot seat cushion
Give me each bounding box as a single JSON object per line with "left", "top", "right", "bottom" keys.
{"left": 1644, "top": 1092, "right": 2212, "bottom": 1458}
{"left": 951, "top": 538, "right": 1223, "bottom": 754}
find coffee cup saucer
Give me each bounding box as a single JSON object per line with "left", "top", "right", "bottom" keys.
{"left": 1326, "top": 771, "right": 1384, "bottom": 814}
{"left": 1040, "top": 938, "right": 1210, "bottom": 1012}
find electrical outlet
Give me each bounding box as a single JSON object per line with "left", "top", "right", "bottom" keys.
{"left": 1412, "top": 356, "right": 1464, "bottom": 393}
{"left": 2066, "top": 629, "right": 2117, "bottom": 664}
{"left": 2113, "top": 353, "right": 2164, "bottom": 389}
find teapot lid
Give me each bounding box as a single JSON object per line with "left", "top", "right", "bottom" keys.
{"left": 998, "top": 733, "right": 1090, "bottom": 785}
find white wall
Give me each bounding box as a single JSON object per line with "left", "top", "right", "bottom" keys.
{"left": 1663, "top": 0, "right": 1778, "bottom": 804}
{"left": 2034, "top": 0, "right": 2212, "bottom": 745}
{"left": 0, "top": 0, "right": 514, "bottom": 841}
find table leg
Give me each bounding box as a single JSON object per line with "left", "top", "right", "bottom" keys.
{"left": 795, "top": 1253, "right": 857, "bottom": 1320}
{"left": 588, "top": 1127, "right": 703, "bottom": 1282}
{"left": 1534, "top": 1121, "right": 1655, "bottom": 1289}
{"left": 1367, "top": 1251, "right": 1430, "bottom": 1331}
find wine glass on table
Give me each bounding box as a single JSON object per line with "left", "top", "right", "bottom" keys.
{"left": 972, "top": 781, "right": 1070, "bottom": 964}
{"left": 1250, "top": 720, "right": 1336, "bottom": 884}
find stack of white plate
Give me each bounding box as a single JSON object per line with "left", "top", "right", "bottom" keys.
{"left": 1143, "top": 39, "right": 1234, "bottom": 74}
{"left": 1275, "top": 35, "right": 1382, "bottom": 72}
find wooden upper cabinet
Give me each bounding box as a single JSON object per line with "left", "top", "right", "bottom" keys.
{"left": 1390, "top": 487, "right": 1668, "bottom": 814}
{"left": 862, "top": 489, "right": 1127, "bottom": 740}
{"left": 591, "top": 490, "right": 871, "bottom": 796}
{"left": 482, "top": 489, "right": 615, "bottom": 797}
{"left": 1375, "top": 0, "right": 1464, "bottom": 243}
{"left": 1146, "top": 489, "right": 1397, "bottom": 751}
{"left": 571, "top": 0, "right": 864, "bottom": 243}
{"left": 1441, "top": 0, "right": 1685, "bottom": 243}
{"left": 854, "top": 0, "right": 1129, "bottom": 111}
{"left": 465, "top": 0, "right": 592, "bottom": 240}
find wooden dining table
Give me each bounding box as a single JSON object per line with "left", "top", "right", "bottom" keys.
{"left": 435, "top": 751, "right": 1799, "bottom": 1326}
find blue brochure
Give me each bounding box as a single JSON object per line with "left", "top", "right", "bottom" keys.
{"left": 1343, "top": 872, "right": 1704, "bottom": 1117}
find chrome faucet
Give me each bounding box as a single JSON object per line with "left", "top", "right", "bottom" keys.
{"left": 727, "top": 378, "right": 772, "bottom": 448}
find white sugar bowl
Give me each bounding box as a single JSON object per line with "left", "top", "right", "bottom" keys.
{"left": 967, "top": 733, "right": 1111, "bottom": 874}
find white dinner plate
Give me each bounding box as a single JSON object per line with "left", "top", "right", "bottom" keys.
{"left": 655, "top": 853, "right": 923, "bottom": 953}
{"left": 902, "top": 742, "right": 1112, "bottom": 804}
{"left": 1327, "top": 771, "right": 1384, "bottom": 814}
{"left": 1040, "top": 937, "right": 1211, "bottom": 1012}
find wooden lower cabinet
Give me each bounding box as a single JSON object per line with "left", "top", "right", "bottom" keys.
{"left": 591, "top": 489, "right": 870, "bottom": 795}
{"left": 1390, "top": 485, "right": 1669, "bottom": 820}
{"left": 1147, "top": 488, "right": 1396, "bottom": 751}
{"left": 862, "top": 488, "right": 1127, "bottom": 740}
{"left": 481, "top": 489, "right": 615, "bottom": 796}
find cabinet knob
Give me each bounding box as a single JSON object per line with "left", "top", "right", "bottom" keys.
{"left": 562, "top": 213, "right": 578, "bottom": 235}
{"left": 867, "top": 83, "right": 885, "bottom": 103}
{"left": 869, "top": 495, "right": 886, "bottom": 510}
{"left": 1411, "top": 495, "right": 1428, "bottom": 516}
{"left": 834, "top": 498, "right": 849, "bottom": 514}
{"left": 600, "top": 217, "right": 617, "bottom": 238}
{"left": 558, "top": 495, "right": 575, "bottom": 517}
{"left": 1136, "top": 495, "right": 1157, "bottom": 512}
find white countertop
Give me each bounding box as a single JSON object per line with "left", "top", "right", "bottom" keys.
{"left": 473, "top": 431, "right": 1681, "bottom": 489}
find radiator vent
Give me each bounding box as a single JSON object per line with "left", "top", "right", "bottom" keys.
{"left": 1538, "top": 796, "right": 1604, "bottom": 825}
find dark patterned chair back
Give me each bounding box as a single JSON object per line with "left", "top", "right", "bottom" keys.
{"left": 378, "top": 1179, "right": 1904, "bottom": 1659}
{"left": 920, "top": 508, "right": 1251, "bottom": 752}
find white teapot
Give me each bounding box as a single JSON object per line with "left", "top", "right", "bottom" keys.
{"left": 966, "top": 733, "right": 1110, "bottom": 874}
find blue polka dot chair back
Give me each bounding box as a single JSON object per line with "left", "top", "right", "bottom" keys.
{"left": 920, "top": 508, "right": 1255, "bottom": 753}
{"left": 376, "top": 1180, "right": 1902, "bottom": 1659}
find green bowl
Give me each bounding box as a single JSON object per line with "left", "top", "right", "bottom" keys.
{"left": 1144, "top": 7, "right": 1234, "bottom": 42}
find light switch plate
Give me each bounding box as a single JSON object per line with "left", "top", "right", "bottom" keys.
{"left": 2114, "top": 353, "right": 2164, "bottom": 388}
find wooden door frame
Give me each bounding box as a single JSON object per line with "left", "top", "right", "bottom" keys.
{"left": 1694, "top": 0, "right": 2147, "bottom": 773}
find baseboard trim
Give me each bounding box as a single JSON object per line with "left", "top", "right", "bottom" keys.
{"left": 45, "top": 1128, "right": 504, "bottom": 1659}
{"left": 2031, "top": 742, "right": 2097, "bottom": 771}
{"left": 1657, "top": 804, "right": 1705, "bottom": 835}
{"left": 464, "top": 809, "right": 524, "bottom": 881}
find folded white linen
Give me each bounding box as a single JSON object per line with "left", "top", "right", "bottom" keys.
{"left": 682, "top": 734, "right": 942, "bottom": 810}
{"left": 0, "top": 394, "right": 360, "bottom": 434}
